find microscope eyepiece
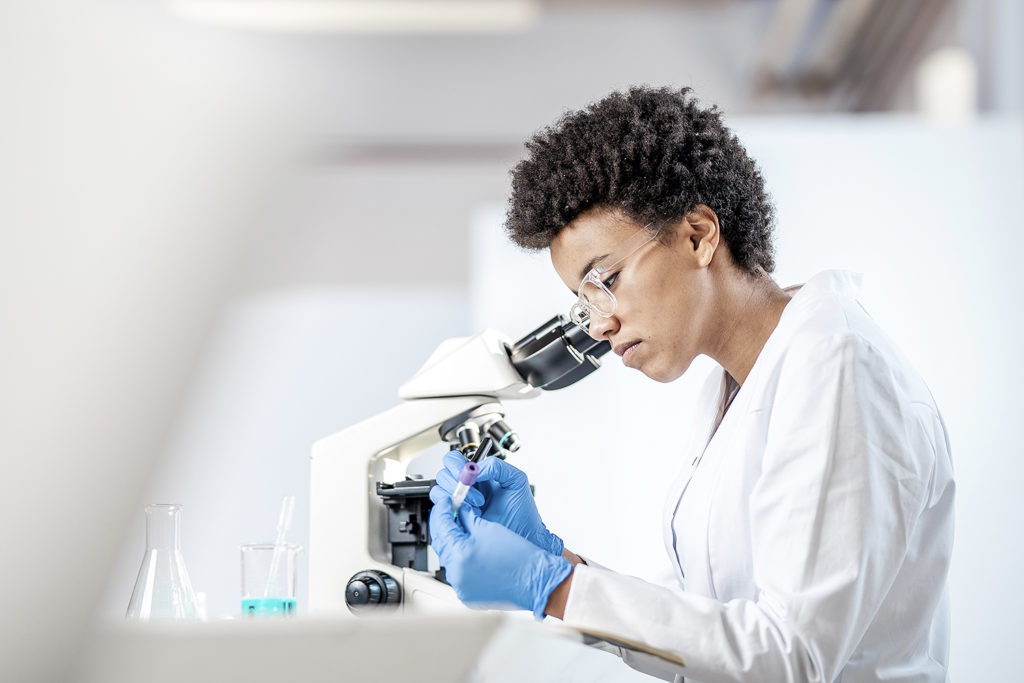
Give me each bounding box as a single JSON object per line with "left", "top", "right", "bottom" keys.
{"left": 509, "top": 315, "right": 611, "bottom": 391}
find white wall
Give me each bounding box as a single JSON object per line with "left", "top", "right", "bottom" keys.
{"left": 469, "top": 116, "right": 1024, "bottom": 680}
{"left": 0, "top": 2, "right": 301, "bottom": 679}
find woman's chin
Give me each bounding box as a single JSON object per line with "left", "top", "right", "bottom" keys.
{"left": 642, "top": 357, "right": 693, "bottom": 383}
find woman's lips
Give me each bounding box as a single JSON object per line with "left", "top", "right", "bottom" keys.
{"left": 621, "top": 341, "right": 642, "bottom": 367}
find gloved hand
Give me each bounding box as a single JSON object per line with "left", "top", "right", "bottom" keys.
{"left": 429, "top": 490, "right": 572, "bottom": 619}
{"left": 433, "top": 450, "right": 564, "bottom": 557}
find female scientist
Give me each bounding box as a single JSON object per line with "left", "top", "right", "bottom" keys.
{"left": 428, "top": 86, "right": 954, "bottom": 683}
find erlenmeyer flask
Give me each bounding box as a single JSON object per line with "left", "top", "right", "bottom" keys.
{"left": 126, "top": 503, "right": 199, "bottom": 620}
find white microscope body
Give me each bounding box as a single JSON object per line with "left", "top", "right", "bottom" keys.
{"left": 309, "top": 316, "right": 609, "bottom": 617}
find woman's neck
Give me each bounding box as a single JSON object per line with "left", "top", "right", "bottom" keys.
{"left": 707, "top": 273, "right": 792, "bottom": 386}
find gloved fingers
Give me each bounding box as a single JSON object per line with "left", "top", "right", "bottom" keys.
{"left": 433, "top": 468, "right": 485, "bottom": 508}
{"left": 434, "top": 468, "right": 458, "bottom": 493}
{"left": 441, "top": 449, "right": 485, "bottom": 505}
{"left": 429, "top": 483, "right": 450, "bottom": 506}
{"left": 429, "top": 483, "right": 483, "bottom": 516}
{"left": 474, "top": 455, "right": 528, "bottom": 490}
{"left": 442, "top": 449, "right": 469, "bottom": 477}
{"left": 457, "top": 501, "right": 483, "bottom": 533}
{"left": 428, "top": 489, "right": 468, "bottom": 554}
{"left": 458, "top": 505, "right": 537, "bottom": 553}
{"left": 465, "top": 489, "right": 486, "bottom": 509}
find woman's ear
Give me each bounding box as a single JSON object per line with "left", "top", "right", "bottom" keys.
{"left": 685, "top": 204, "right": 720, "bottom": 268}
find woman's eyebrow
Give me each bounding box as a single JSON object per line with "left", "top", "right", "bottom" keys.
{"left": 579, "top": 253, "right": 610, "bottom": 282}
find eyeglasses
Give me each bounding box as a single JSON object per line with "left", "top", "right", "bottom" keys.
{"left": 568, "top": 223, "right": 660, "bottom": 328}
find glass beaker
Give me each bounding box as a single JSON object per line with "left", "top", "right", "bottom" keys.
{"left": 126, "top": 503, "right": 199, "bottom": 621}
{"left": 240, "top": 543, "right": 301, "bottom": 617}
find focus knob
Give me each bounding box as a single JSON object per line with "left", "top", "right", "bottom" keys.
{"left": 345, "top": 570, "right": 400, "bottom": 614}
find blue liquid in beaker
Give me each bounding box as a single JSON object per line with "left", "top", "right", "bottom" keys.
{"left": 242, "top": 598, "right": 296, "bottom": 616}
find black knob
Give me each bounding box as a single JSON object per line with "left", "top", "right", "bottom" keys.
{"left": 345, "top": 570, "right": 401, "bottom": 614}
{"left": 344, "top": 578, "right": 378, "bottom": 606}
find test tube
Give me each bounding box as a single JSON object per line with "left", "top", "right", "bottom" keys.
{"left": 451, "top": 461, "right": 480, "bottom": 520}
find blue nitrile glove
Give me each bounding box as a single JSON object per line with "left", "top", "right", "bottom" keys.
{"left": 429, "top": 489, "right": 572, "bottom": 619}
{"left": 433, "top": 450, "right": 564, "bottom": 556}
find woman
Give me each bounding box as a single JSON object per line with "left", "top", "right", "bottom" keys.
{"left": 429, "top": 86, "right": 954, "bottom": 682}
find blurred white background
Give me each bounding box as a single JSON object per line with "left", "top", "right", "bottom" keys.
{"left": 2, "top": 0, "right": 1022, "bottom": 681}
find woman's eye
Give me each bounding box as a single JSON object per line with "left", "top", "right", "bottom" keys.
{"left": 601, "top": 272, "right": 619, "bottom": 289}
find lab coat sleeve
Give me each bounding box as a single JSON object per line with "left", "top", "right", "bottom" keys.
{"left": 578, "top": 633, "right": 680, "bottom": 683}
{"left": 572, "top": 557, "right": 686, "bottom": 682}
{"left": 562, "top": 332, "right": 930, "bottom": 683}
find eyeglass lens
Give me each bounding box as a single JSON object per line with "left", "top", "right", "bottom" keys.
{"left": 580, "top": 280, "right": 614, "bottom": 316}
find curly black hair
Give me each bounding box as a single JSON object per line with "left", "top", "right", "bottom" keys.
{"left": 505, "top": 86, "right": 776, "bottom": 274}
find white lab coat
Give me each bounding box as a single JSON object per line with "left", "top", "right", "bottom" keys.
{"left": 562, "top": 271, "right": 954, "bottom": 683}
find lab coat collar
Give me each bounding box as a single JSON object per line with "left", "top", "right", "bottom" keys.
{"left": 745, "top": 270, "right": 865, "bottom": 387}
{"left": 801, "top": 269, "right": 863, "bottom": 297}
{"left": 678, "top": 270, "right": 865, "bottom": 462}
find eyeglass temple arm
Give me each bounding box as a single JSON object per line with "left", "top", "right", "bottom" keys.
{"left": 508, "top": 314, "right": 612, "bottom": 391}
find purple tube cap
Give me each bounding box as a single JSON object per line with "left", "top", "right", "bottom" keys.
{"left": 459, "top": 461, "right": 479, "bottom": 486}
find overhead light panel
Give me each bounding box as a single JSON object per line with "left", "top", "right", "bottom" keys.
{"left": 169, "top": 0, "right": 541, "bottom": 34}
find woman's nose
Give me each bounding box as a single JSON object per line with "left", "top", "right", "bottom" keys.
{"left": 587, "top": 313, "right": 619, "bottom": 341}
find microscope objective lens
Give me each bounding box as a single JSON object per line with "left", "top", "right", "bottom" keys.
{"left": 456, "top": 422, "right": 480, "bottom": 460}
{"left": 487, "top": 420, "right": 520, "bottom": 453}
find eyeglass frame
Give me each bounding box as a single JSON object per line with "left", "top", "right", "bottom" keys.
{"left": 568, "top": 222, "right": 661, "bottom": 328}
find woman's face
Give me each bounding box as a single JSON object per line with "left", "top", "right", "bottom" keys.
{"left": 550, "top": 209, "right": 717, "bottom": 383}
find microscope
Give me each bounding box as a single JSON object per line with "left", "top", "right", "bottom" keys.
{"left": 309, "top": 315, "right": 609, "bottom": 616}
